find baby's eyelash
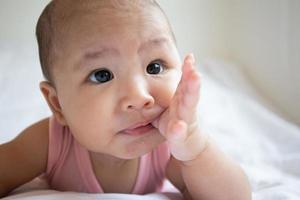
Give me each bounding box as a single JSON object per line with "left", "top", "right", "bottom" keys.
{"left": 150, "top": 59, "right": 169, "bottom": 68}
{"left": 155, "top": 59, "right": 165, "bottom": 64}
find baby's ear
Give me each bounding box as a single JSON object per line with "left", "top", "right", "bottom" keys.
{"left": 39, "top": 81, "right": 67, "bottom": 126}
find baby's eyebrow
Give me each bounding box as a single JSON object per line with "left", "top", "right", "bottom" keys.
{"left": 75, "top": 47, "right": 119, "bottom": 71}
{"left": 84, "top": 47, "right": 119, "bottom": 60}
{"left": 138, "top": 36, "right": 170, "bottom": 53}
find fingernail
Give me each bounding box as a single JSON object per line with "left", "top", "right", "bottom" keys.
{"left": 185, "top": 53, "right": 194, "bottom": 64}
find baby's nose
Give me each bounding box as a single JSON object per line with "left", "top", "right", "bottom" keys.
{"left": 120, "top": 78, "right": 155, "bottom": 112}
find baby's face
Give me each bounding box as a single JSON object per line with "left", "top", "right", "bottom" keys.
{"left": 51, "top": 3, "right": 182, "bottom": 159}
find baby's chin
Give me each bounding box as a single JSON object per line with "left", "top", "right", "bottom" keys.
{"left": 113, "top": 129, "right": 165, "bottom": 159}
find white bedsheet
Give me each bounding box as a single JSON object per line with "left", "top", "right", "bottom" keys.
{"left": 1, "top": 44, "right": 300, "bottom": 199}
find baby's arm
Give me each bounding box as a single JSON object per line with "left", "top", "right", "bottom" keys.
{"left": 0, "top": 118, "right": 49, "bottom": 197}
{"left": 153, "top": 55, "right": 252, "bottom": 200}
{"left": 166, "top": 140, "right": 251, "bottom": 200}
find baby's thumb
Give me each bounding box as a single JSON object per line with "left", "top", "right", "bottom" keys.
{"left": 166, "top": 119, "right": 188, "bottom": 142}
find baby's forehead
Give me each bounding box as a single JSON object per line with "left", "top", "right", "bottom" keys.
{"left": 53, "top": 0, "right": 171, "bottom": 41}
{"left": 54, "top": 0, "right": 160, "bottom": 21}
{"left": 52, "top": 0, "right": 174, "bottom": 52}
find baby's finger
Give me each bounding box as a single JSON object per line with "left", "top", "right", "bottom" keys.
{"left": 174, "top": 54, "right": 195, "bottom": 95}
{"left": 182, "top": 54, "right": 195, "bottom": 81}
{"left": 169, "top": 54, "right": 196, "bottom": 118}
{"left": 178, "top": 55, "right": 201, "bottom": 122}
{"left": 183, "top": 69, "right": 201, "bottom": 109}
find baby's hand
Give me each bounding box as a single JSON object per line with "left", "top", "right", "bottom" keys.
{"left": 152, "top": 54, "right": 208, "bottom": 162}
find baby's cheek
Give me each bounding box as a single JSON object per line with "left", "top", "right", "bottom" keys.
{"left": 155, "top": 74, "right": 181, "bottom": 107}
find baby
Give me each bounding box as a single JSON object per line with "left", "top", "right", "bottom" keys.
{"left": 0, "top": 0, "right": 252, "bottom": 199}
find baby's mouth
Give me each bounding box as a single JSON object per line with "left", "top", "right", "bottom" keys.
{"left": 119, "top": 111, "right": 164, "bottom": 136}
{"left": 122, "top": 123, "right": 155, "bottom": 136}
{"left": 121, "top": 120, "right": 156, "bottom": 136}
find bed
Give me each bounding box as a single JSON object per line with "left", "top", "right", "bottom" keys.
{"left": 1, "top": 43, "right": 300, "bottom": 200}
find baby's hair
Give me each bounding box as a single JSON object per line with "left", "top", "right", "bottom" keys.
{"left": 36, "top": 0, "right": 176, "bottom": 84}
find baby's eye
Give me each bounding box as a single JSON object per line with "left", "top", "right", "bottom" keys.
{"left": 146, "top": 61, "right": 164, "bottom": 75}
{"left": 89, "top": 69, "right": 114, "bottom": 84}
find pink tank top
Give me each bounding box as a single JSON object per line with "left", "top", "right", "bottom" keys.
{"left": 45, "top": 116, "right": 171, "bottom": 194}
